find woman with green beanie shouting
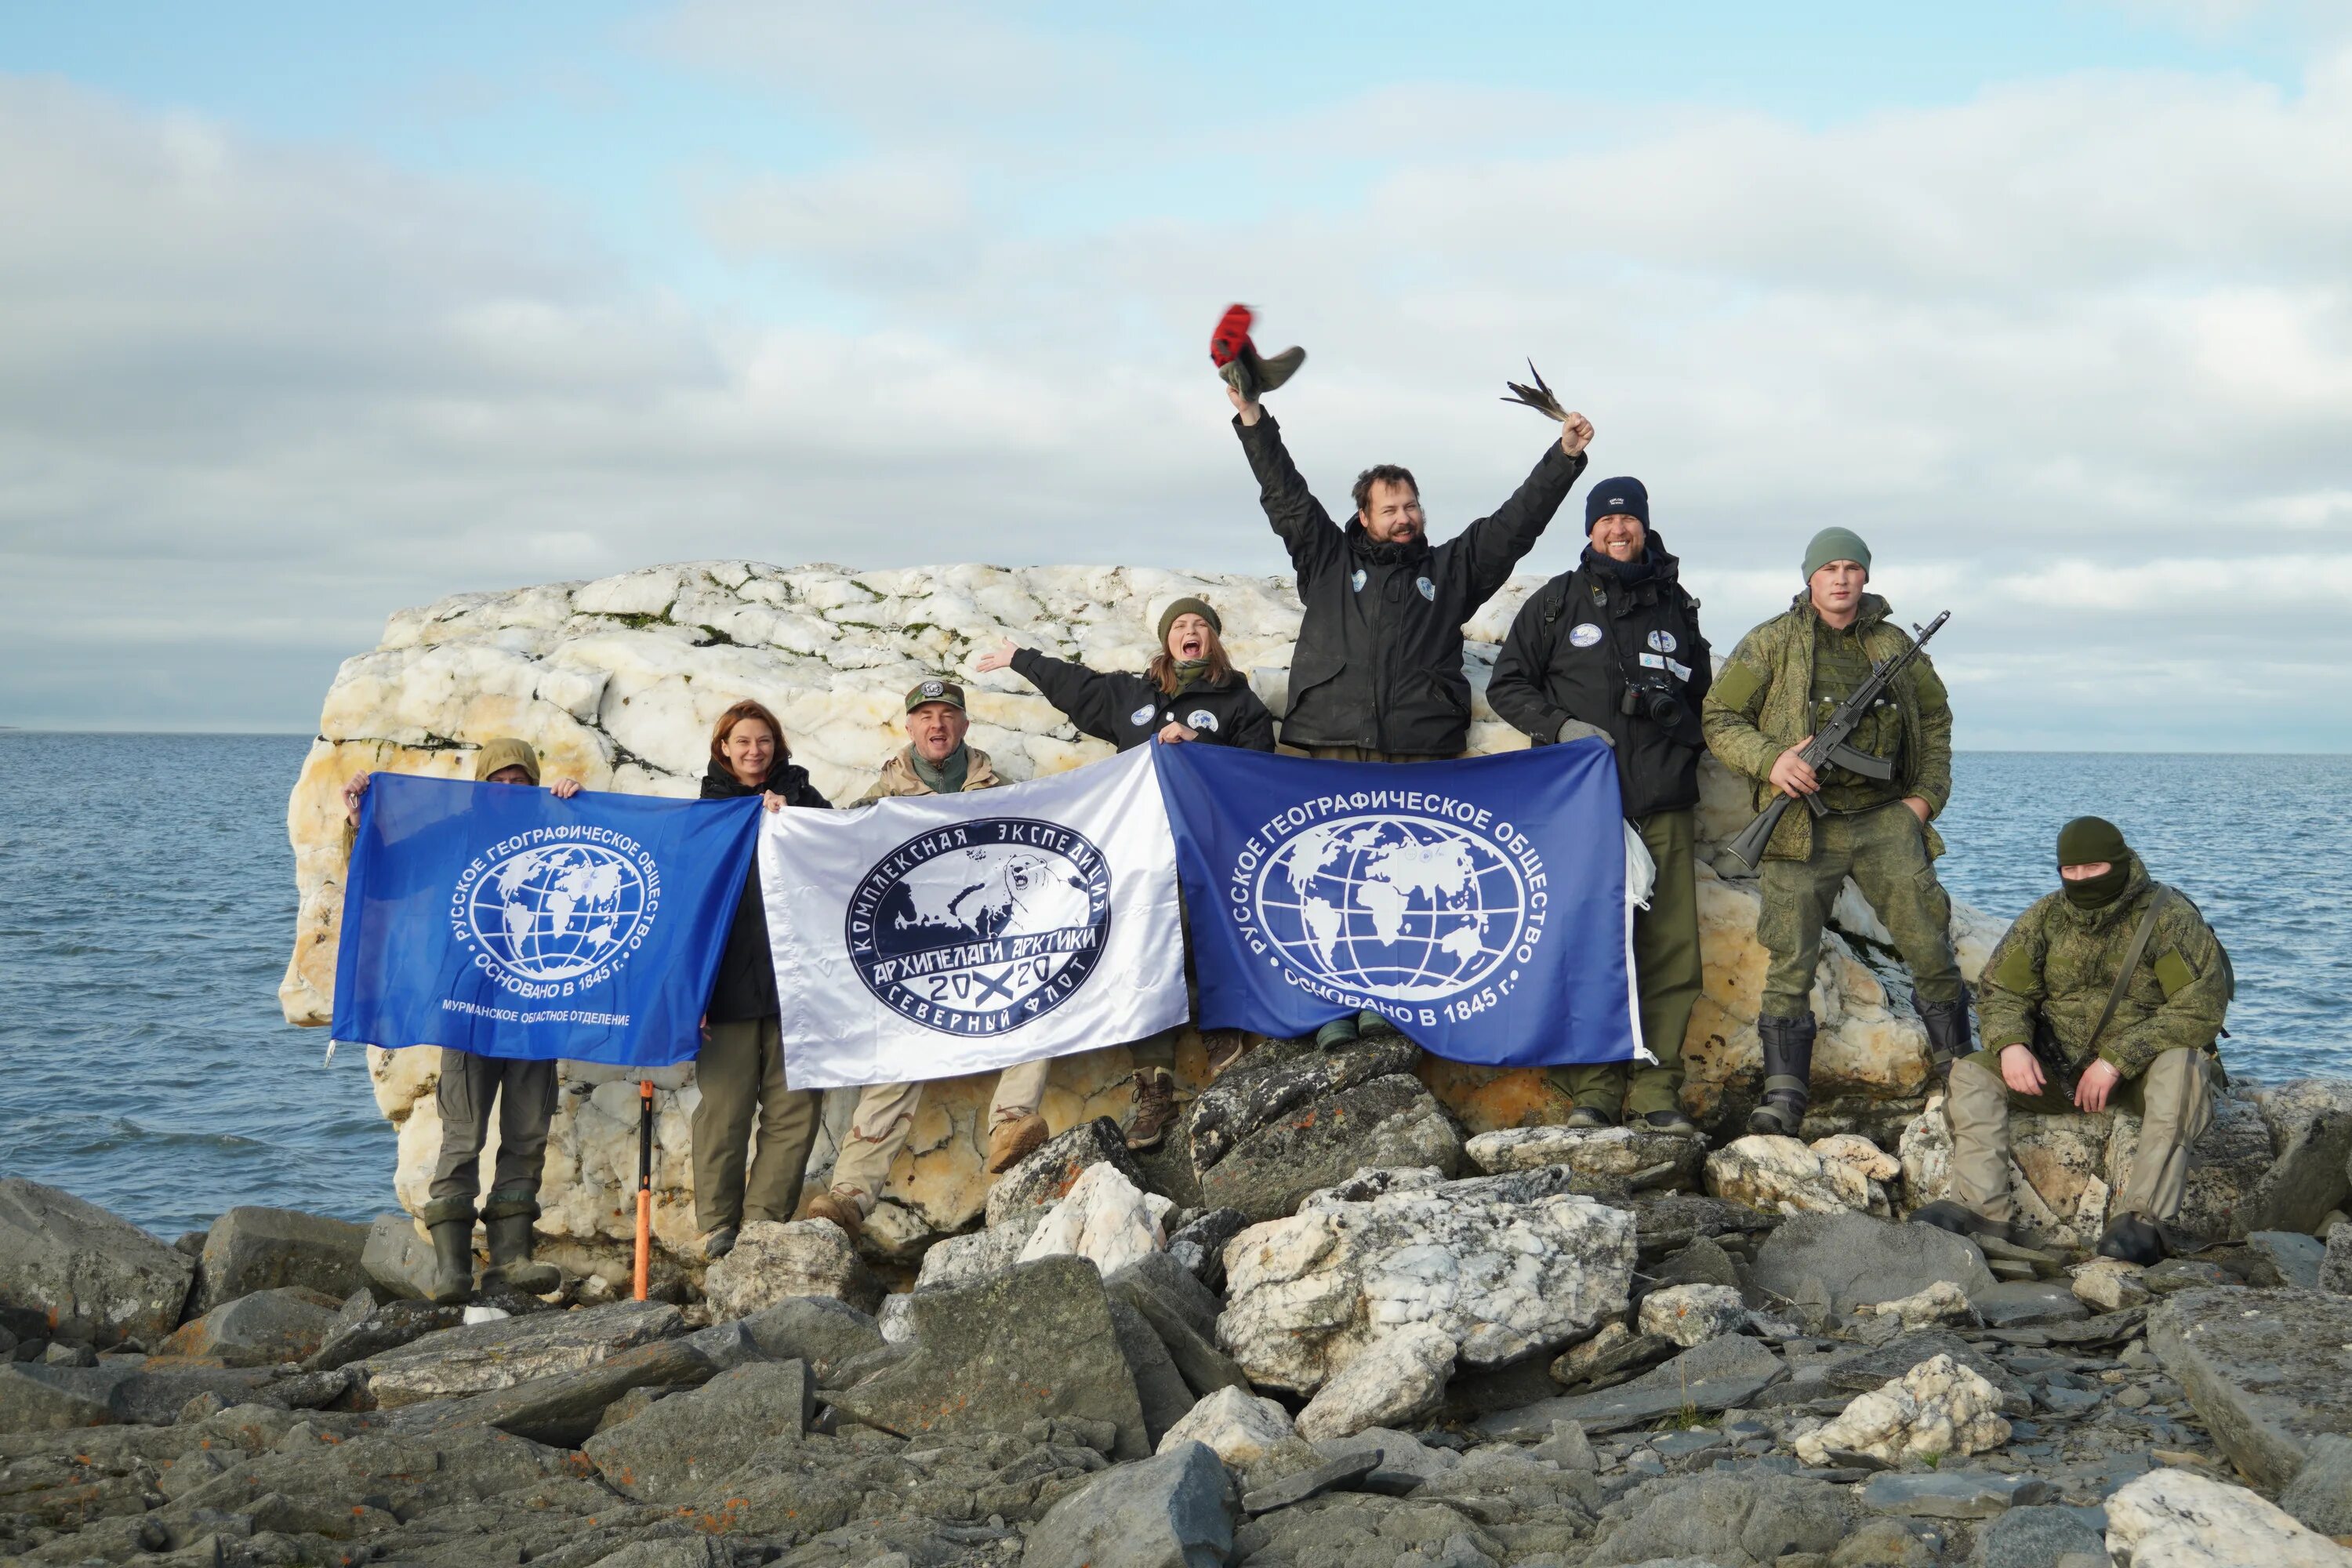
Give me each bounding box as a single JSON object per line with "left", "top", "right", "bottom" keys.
{"left": 973, "top": 596, "right": 1274, "bottom": 1138}
{"left": 974, "top": 595, "right": 1276, "bottom": 753}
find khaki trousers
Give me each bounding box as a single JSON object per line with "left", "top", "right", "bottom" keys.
{"left": 429, "top": 1049, "right": 557, "bottom": 1207}
{"left": 1552, "top": 809, "right": 1701, "bottom": 1117}
{"left": 1759, "top": 800, "right": 1962, "bottom": 1018}
{"left": 1944, "top": 1046, "right": 2215, "bottom": 1225}
{"left": 828, "top": 1034, "right": 1182, "bottom": 1214}
{"left": 691, "top": 1016, "right": 819, "bottom": 1234}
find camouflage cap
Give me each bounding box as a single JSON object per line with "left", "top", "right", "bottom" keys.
{"left": 905, "top": 678, "right": 967, "bottom": 713}
{"left": 473, "top": 737, "right": 541, "bottom": 784}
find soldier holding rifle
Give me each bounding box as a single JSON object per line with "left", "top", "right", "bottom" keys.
{"left": 1701, "top": 528, "right": 1969, "bottom": 1136}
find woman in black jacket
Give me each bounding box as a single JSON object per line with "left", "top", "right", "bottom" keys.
{"left": 691, "top": 698, "right": 830, "bottom": 1259}
{"left": 974, "top": 596, "right": 1276, "bottom": 753}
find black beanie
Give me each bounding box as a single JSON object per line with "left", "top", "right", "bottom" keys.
{"left": 2055, "top": 816, "right": 2129, "bottom": 869}
{"left": 1585, "top": 477, "right": 1650, "bottom": 534}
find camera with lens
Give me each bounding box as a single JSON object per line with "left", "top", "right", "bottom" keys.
{"left": 1619, "top": 673, "right": 1686, "bottom": 728}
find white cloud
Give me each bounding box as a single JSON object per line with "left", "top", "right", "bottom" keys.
{"left": 3, "top": 42, "right": 2350, "bottom": 747}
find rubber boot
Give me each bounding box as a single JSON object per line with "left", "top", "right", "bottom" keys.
{"left": 1563, "top": 1105, "right": 1616, "bottom": 1130}
{"left": 2097, "top": 1213, "right": 2166, "bottom": 1266}
{"left": 1313, "top": 1015, "right": 1360, "bottom": 1051}
{"left": 420, "top": 1197, "right": 476, "bottom": 1305}
{"left": 1910, "top": 1199, "right": 2013, "bottom": 1245}
{"left": 1356, "top": 1009, "right": 1400, "bottom": 1041}
{"left": 1914, "top": 986, "right": 1973, "bottom": 1084}
{"left": 1747, "top": 1014, "right": 1818, "bottom": 1137}
{"left": 478, "top": 1192, "right": 560, "bottom": 1294}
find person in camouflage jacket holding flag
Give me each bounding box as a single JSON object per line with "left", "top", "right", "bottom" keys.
{"left": 1913, "top": 815, "right": 2230, "bottom": 1265}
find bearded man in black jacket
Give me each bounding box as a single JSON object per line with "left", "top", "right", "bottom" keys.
{"left": 1488, "top": 477, "right": 1708, "bottom": 1133}
{"left": 1228, "top": 376, "right": 1595, "bottom": 1048}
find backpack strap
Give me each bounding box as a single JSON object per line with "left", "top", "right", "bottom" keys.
{"left": 2085, "top": 886, "right": 2172, "bottom": 1057}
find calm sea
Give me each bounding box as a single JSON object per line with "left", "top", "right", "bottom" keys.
{"left": 1, "top": 732, "right": 2346, "bottom": 1238}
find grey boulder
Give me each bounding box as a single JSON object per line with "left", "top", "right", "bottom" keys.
{"left": 0, "top": 1178, "right": 195, "bottom": 1347}
{"left": 358, "top": 1212, "right": 439, "bottom": 1301}
{"left": 1197, "top": 1072, "right": 1463, "bottom": 1223}
{"left": 1582, "top": 1468, "right": 1849, "bottom": 1566}
{"left": 985, "top": 1118, "right": 1149, "bottom": 1229}
{"left": 2149, "top": 1285, "right": 2352, "bottom": 1490}
{"left": 1479, "top": 1333, "right": 1786, "bottom": 1439}
{"left": 585, "top": 1359, "right": 812, "bottom": 1499}
{"left": 188, "top": 1206, "right": 372, "bottom": 1317}
{"left": 1748, "top": 1210, "right": 1995, "bottom": 1316}
{"left": 356, "top": 1298, "right": 682, "bottom": 1406}
{"left": 735, "top": 1295, "right": 884, "bottom": 1384}
{"left": 1022, "top": 1438, "right": 1235, "bottom": 1568}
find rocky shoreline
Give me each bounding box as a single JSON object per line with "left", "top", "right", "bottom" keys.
{"left": 10, "top": 1040, "right": 2352, "bottom": 1567}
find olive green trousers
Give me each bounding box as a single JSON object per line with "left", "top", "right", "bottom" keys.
{"left": 1551, "top": 809, "right": 1702, "bottom": 1117}
{"left": 691, "top": 1016, "right": 819, "bottom": 1234}
{"left": 1759, "top": 800, "right": 1962, "bottom": 1018}
{"left": 1944, "top": 1045, "right": 2215, "bottom": 1225}
{"left": 429, "top": 1048, "right": 557, "bottom": 1207}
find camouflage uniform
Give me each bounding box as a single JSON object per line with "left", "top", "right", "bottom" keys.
{"left": 1950, "top": 856, "right": 2228, "bottom": 1225}
{"left": 1702, "top": 591, "right": 1965, "bottom": 1129}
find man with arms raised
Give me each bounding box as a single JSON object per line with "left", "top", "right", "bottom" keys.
{"left": 1913, "top": 817, "right": 2229, "bottom": 1264}
{"left": 1225, "top": 350, "right": 1593, "bottom": 1046}
{"left": 1702, "top": 529, "right": 1969, "bottom": 1137}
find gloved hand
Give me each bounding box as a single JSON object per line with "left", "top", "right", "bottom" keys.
{"left": 1555, "top": 718, "right": 1615, "bottom": 748}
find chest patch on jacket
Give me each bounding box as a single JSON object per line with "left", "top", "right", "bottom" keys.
{"left": 1648, "top": 630, "right": 1678, "bottom": 653}
{"left": 1186, "top": 710, "right": 1219, "bottom": 731}
{"left": 1130, "top": 704, "right": 1156, "bottom": 726}
{"left": 1570, "top": 622, "right": 1603, "bottom": 648}
{"left": 1350, "top": 568, "right": 1367, "bottom": 592}
{"left": 1416, "top": 575, "right": 1435, "bottom": 601}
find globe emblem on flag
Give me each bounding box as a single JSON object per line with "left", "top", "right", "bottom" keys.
{"left": 1254, "top": 815, "right": 1529, "bottom": 1002}
{"left": 465, "top": 843, "right": 652, "bottom": 982}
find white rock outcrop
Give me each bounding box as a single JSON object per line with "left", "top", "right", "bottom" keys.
{"left": 283, "top": 560, "right": 1998, "bottom": 1253}
{"left": 1017, "top": 1163, "right": 1167, "bottom": 1276}
{"left": 1294, "top": 1322, "right": 1457, "bottom": 1443}
{"left": 1217, "top": 1166, "right": 1636, "bottom": 1396}
{"left": 2105, "top": 1467, "right": 2352, "bottom": 1567}
{"left": 1849, "top": 1280, "right": 1977, "bottom": 1329}
{"left": 1792, "top": 1353, "right": 2011, "bottom": 1468}
{"left": 1639, "top": 1283, "right": 1750, "bottom": 1348}
{"left": 702, "top": 1219, "right": 880, "bottom": 1319}
{"left": 1704, "top": 1133, "right": 1898, "bottom": 1217}
{"left": 1156, "top": 1386, "right": 1320, "bottom": 1483}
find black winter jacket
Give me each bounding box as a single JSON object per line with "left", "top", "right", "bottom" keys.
{"left": 1008, "top": 649, "right": 1277, "bottom": 753}
{"left": 1486, "top": 533, "right": 1711, "bottom": 819}
{"left": 701, "top": 757, "right": 830, "bottom": 1022}
{"left": 1237, "top": 412, "right": 1585, "bottom": 756}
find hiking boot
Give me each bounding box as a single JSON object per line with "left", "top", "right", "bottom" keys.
{"left": 425, "top": 1216, "right": 475, "bottom": 1305}
{"left": 1641, "top": 1107, "right": 1700, "bottom": 1135}
{"left": 700, "top": 1225, "right": 739, "bottom": 1261}
{"left": 2096, "top": 1212, "right": 2166, "bottom": 1266}
{"left": 478, "top": 1194, "right": 560, "bottom": 1295}
{"left": 1356, "top": 1010, "right": 1400, "bottom": 1040}
{"left": 1747, "top": 1013, "right": 1818, "bottom": 1137}
{"left": 1210, "top": 303, "right": 1305, "bottom": 402}
{"left": 1910, "top": 1199, "right": 2013, "bottom": 1245}
{"left": 1563, "top": 1105, "right": 1617, "bottom": 1130}
{"left": 1204, "top": 1030, "right": 1252, "bottom": 1078}
{"left": 806, "top": 1192, "right": 865, "bottom": 1247}
{"left": 987, "top": 1112, "right": 1050, "bottom": 1174}
{"left": 1126, "top": 1069, "right": 1179, "bottom": 1153}
{"left": 1313, "top": 1015, "right": 1360, "bottom": 1050}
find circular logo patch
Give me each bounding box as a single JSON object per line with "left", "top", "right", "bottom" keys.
{"left": 1416, "top": 575, "right": 1436, "bottom": 601}
{"left": 1569, "top": 622, "right": 1603, "bottom": 648}
{"left": 847, "top": 818, "right": 1112, "bottom": 1035}
{"left": 1185, "top": 710, "right": 1219, "bottom": 732}
{"left": 1130, "top": 703, "right": 1156, "bottom": 727}
{"left": 1646, "top": 630, "right": 1677, "bottom": 654}
{"left": 456, "top": 836, "right": 657, "bottom": 995}
{"left": 920, "top": 680, "right": 946, "bottom": 698}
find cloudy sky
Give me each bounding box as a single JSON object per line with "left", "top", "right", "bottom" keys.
{"left": 3, "top": 2, "right": 2347, "bottom": 747}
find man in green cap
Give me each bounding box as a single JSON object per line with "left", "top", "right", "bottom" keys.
{"left": 1702, "top": 528, "right": 1967, "bottom": 1137}
{"left": 1914, "top": 817, "right": 2230, "bottom": 1263}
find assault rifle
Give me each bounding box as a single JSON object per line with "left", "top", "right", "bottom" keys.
{"left": 1723, "top": 610, "right": 1951, "bottom": 874}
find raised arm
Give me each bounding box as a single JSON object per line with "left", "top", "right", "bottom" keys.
{"left": 1004, "top": 644, "right": 1128, "bottom": 745}
{"left": 1230, "top": 401, "right": 1344, "bottom": 581}
{"left": 1454, "top": 431, "right": 1592, "bottom": 609}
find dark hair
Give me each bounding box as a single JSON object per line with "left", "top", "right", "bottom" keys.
{"left": 1148, "top": 624, "right": 1236, "bottom": 695}
{"left": 1351, "top": 463, "right": 1418, "bottom": 519}
{"left": 710, "top": 699, "right": 791, "bottom": 768}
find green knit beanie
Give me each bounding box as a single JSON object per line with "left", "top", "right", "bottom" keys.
{"left": 1156, "top": 596, "right": 1222, "bottom": 648}
{"left": 2056, "top": 815, "right": 2129, "bottom": 869}
{"left": 1802, "top": 527, "right": 1872, "bottom": 581}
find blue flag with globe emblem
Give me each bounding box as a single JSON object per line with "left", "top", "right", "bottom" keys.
{"left": 1152, "top": 741, "right": 1645, "bottom": 1066}
{"left": 332, "top": 774, "right": 763, "bottom": 1065}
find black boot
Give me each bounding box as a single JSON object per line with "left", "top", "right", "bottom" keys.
{"left": 1313, "top": 1015, "right": 1360, "bottom": 1050}
{"left": 2097, "top": 1213, "right": 2167, "bottom": 1266}
{"left": 478, "top": 1191, "right": 560, "bottom": 1294}
{"left": 1747, "top": 1014, "right": 1817, "bottom": 1137}
{"left": 1910, "top": 1199, "right": 2013, "bottom": 1244}
{"left": 1914, "top": 987, "right": 1973, "bottom": 1083}
{"left": 421, "top": 1197, "right": 475, "bottom": 1305}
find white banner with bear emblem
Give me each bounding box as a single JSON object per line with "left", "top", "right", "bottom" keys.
{"left": 760, "top": 745, "right": 1186, "bottom": 1089}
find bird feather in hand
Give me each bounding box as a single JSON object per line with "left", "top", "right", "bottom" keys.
{"left": 1501, "top": 360, "right": 1569, "bottom": 422}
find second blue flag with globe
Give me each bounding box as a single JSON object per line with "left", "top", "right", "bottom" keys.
{"left": 1152, "top": 742, "right": 1643, "bottom": 1067}
{"left": 332, "top": 775, "right": 762, "bottom": 1065}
